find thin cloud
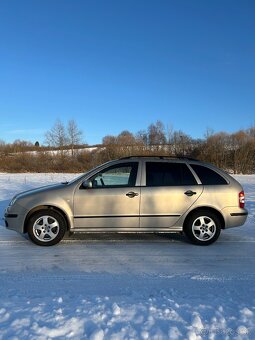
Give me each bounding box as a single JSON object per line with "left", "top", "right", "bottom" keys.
{"left": 8, "top": 129, "right": 45, "bottom": 135}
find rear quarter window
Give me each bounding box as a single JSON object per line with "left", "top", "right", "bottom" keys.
{"left": 190, "top": 164, "right": 228, "bottom": 185}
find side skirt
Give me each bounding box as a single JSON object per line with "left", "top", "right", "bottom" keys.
{"left": 70, "top": 227, "right": 183, "bottom": 233}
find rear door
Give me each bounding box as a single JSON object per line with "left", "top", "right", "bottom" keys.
{"left": 140, "top": 161, "right": 203, "bottom": 230}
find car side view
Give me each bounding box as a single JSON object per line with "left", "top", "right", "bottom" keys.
{"left": 4, "top": 156, "right": 248, "bottom": 246}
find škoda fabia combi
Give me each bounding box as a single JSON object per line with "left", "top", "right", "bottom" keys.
{"left": 5, "top": 157, "right": 248, "bottom": 246}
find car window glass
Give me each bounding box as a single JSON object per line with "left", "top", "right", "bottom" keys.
{"left": 90, "top": 162, "right": 138, "bottom": 188}
{"left": 190, "top": 164, "right": 228, "bottom": 185}
{"left": 146, "top": 162, "right": 197, "bottom": 186}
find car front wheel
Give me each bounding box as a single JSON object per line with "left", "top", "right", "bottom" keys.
{"left": 184, "top": 210, "right": 221, "bottom": 245}
{"left": 27, "top": 209, "right": 67, "bottom": 246}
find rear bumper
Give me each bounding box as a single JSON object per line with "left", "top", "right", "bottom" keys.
{"left": 222, "top": 207, "right": 248, "bottom": 228}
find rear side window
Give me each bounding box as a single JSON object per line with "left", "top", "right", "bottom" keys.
{"left": 190, "top": 164, "right": 228, "bottom": 185}
{"left": 146, "top": 162, "right": 197, "bottom": 186}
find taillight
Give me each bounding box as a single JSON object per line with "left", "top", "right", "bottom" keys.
{"left": 239, "top": 191, "right": 245, "bottom": 208}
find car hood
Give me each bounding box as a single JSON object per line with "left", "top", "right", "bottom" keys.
{"left": 13, "top": 183, "right": 67, "bottom": 201}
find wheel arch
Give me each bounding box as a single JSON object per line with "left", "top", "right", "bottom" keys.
{"left": 183, "top": 206, "right": 225, "bottom": 231}
{"left": 24, "top": 205, "right": 71, "bottom": 233}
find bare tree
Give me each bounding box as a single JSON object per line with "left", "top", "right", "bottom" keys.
{"left": 117, "top": 131, "right": 136, "bottom": 145}
{"left": 117, "top": 130, "right": 138, "bottom": 157}
{"left": 201, "top": 132, "right": 229, "bottom": 169}
{"left": 102, "top": 135, "right": 117, "bottom": 145}
{"left": 12, "top": 139, "right": 33, "bottom": 153}
{"left": 148, "top": 120, "right": 166, "bottom": 146}
{"left": 0, "top": 139, "right": 6, "bottom": 156}
{"left": 101, "top": 135, "right": 118, "bottom": 160}
{"left": 67, "top": 120, "right": 83, "bottom": 157}
{"left": 136, "top": 130, "right": 148, "bottom": 145}
{"left": 172, "top": 131, "right": 191, "bottom": 156}
{"left": 166, "top": 124, "right": 174, "bottom": 154}
{"left": 45, "top": 120, "right": 67, "bottom": 155}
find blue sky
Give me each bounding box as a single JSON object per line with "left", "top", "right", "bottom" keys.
{"left": 0, "top": 0, "right": 254, "bottom": 145}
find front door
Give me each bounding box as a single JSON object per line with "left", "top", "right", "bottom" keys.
{"left": 73, "top": 162, "right": 140, "bottom": 231}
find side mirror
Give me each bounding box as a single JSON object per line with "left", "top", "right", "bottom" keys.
{"left": 82, "top": 180, "right": 93, "bottom": 189}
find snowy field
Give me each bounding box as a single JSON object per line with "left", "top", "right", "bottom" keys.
{"left": 0, "top": 173, "right": 254, "bottom": 339}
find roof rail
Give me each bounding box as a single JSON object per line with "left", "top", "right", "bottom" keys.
{"left": 119, "top": 155, "right": 199, "bottom": 161}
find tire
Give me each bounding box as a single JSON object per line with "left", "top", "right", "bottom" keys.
{"left": 184, "top": 210, "right": 221, "bottom": 245}
{"left": 27, "top": 209, "right": 67, "bottom": 246}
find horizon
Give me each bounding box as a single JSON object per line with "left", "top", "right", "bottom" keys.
{"left": 1, "top": 120, "right": 255, "bottom": 146}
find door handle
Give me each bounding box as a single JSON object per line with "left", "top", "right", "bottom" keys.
{"left": 126, "top": 191, "right": 139, "bottom": 198}
{"left": 184, "top": 190, "right": 197, "bottom": 197}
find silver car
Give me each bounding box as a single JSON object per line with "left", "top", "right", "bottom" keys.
{"left": 4, "top": 156, "right": 248, "bottom": 246}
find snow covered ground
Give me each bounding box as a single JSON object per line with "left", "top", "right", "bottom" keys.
{"left": 0, "top": 173, "right": 254, "bottom": 339}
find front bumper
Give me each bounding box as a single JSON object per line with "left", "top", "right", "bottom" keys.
{"left": 4, "top": 213, "right": 17, "bottom": 228}
{"left": 4, "top": 204, "right": 27, "bottom": 233}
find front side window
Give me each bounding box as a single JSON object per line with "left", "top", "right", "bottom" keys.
{"left": 190, "top": 164, "right": 228, "bottom": 185}
{"left": 146, "top": 162, "right": 197, "bottom": 186}
{"left": 90, "top": 162, "right": 138, "bottom": 188}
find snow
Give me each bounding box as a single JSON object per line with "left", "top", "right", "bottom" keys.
{"left": 0, "top": 173, "right": 254, "bottom": 339}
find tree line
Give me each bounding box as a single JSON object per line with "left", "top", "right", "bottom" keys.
{"left": 0, "top": 120, "right": 254, "bottom": 173}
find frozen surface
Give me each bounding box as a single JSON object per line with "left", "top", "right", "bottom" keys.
{"left": 0, "top": 173, "right": 254, "bottom": 339}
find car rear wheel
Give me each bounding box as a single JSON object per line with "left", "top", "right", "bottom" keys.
{"left": 27, "top": 209, "right": 67, "bottom": 246}
{"left": 184, "top": 210, "right": 221, "bottom": 245}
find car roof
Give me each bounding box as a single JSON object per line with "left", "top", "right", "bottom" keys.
{"left": 119, "top": 155, "right": 199, "bottom": 162}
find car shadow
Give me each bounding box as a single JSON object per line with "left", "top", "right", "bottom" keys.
{"left": 65, "top": 232, "right": 188, "bottom": 244}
